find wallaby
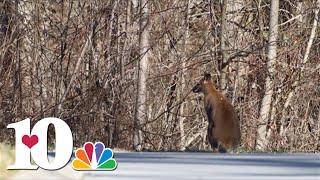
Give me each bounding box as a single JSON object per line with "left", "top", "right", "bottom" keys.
{"left": 192, "top": 73, "right": 240, "bottom": 153}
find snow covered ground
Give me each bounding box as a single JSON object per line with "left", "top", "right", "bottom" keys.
{"left": 9, "top": 152, "right": 320, "bottom": 180}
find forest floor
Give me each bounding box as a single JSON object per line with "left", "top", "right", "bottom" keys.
{"left": 6, "top": 151, "right": 320, "bottom": 180}
{"left": 0, "top": 144, "right": 17, "bottom": 179}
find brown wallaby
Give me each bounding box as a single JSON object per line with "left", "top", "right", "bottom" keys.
{"left": 192, "top": 73, "right": 240, "bottom": 153}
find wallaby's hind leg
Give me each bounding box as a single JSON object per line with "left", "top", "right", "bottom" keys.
{"left": 218, "top": 144, "right": 227, "bottom": 153}
{"left": 209, "top": 136, "right": 219, "bottom": 149}
{"left": 208, "top": 126, "right": 218, "bottom": 150}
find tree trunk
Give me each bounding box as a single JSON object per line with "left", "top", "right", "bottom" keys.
{"left": 134, "top": 0, "right": 150, "bottom": 151}
{"left": 279, "top": 0, "right": 320, "bottom": 137}
{"left": 219, "top": 0, "right": 228, "bottom": 93}
{"left": 178, "top": 0, "right": 192, "bottom": 151}
{"left": 257, "top": 0, "right": 279, "bottom": 150}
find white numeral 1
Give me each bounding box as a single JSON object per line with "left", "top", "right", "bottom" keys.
{"left": 7, "top": 119, "right": 38, "bottom": 169}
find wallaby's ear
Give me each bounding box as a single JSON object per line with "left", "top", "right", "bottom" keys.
{"left": 204, "top": 73, "right": 211, "bottom": 80}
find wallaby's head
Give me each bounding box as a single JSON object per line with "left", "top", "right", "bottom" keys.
{"left": 192, "top": 73, "right": 212, "bottom": 93}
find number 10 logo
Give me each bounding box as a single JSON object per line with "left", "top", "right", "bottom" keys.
{"left": 7, "top": 118, "right": 73, "bottom": 170}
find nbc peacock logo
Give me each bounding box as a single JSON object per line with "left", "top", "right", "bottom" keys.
{"left": 72, "top": 142, "right": 117, "bottom": 171}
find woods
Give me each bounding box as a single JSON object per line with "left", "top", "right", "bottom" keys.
{"left": 0, "top": 0, "right": 319, "bottom": 152}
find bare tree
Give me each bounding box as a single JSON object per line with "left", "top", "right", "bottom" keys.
{"left": 279, "top": 0, "right": 320, "bottom": 135}
{"left": 1, "top": 0, "right": 319, "bottom": 153}
{"left": 134, "top": 0, "right": 150, "bottom": 151}
{"left": 219, "top": 0, "right": 228, "bottom": 93}
{"left": 257, "top": 0, "right": 279, "bottom": 150}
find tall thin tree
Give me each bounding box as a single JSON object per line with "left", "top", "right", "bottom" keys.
{"left": 257, "top": 0, "right": 279, "bottom": 150}
{"left": 134, "top": 0, "right": 150, "bottom": 151}
{"left": 219, "top": 0, "right": 228, "bottom": 93}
